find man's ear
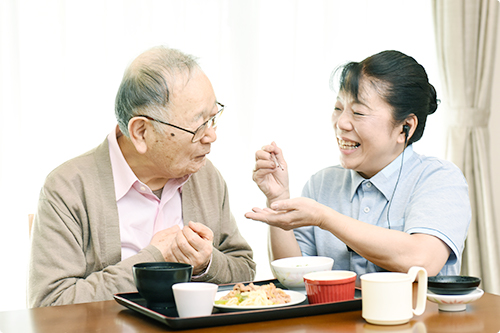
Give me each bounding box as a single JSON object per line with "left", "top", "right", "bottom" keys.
{"left": 128, "top": 117, "right": 149, "bottom": 154}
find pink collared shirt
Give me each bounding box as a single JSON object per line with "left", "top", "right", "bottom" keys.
{"left": 107, "top": 127, "right": 189, "bottom": 260}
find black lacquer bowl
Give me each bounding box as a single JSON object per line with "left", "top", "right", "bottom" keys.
{"left": 427, "top": 275, "right": 481, "bottom": 295}
{"left": 133, "top": 262, "right": 193, "bottom": 310}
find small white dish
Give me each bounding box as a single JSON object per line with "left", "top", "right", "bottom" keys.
{"left": 213, "top": 290, "right": 306, "bottom": 311}
{"left": 271, "top": 256, "right": 334, "bottom": 289}
{"left": 426, "top": 288, "right": 484, "bottom": 312}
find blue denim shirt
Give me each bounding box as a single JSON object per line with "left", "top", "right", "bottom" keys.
{"left": 294, "top": 145, "right": 471, "bottom": 278}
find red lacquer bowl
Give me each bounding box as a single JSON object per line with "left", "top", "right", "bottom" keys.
{"left": 304, "top": 270, "right": 357, "bottom": 304}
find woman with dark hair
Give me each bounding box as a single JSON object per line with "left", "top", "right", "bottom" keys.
{"left": 246, "top": 50, "right": 470, "bottom": 277}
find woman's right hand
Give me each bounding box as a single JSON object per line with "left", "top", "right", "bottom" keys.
{"left": 252, "top": 142, "right": 290, "bottom": 205}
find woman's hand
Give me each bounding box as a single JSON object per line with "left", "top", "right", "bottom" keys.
{"left": 252, "top": 142, "right": 290, "bottom": 205}
{"left": 245, "top": 197, "right": 328, "bottom": 230}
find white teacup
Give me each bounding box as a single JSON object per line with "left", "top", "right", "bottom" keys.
{"left": 172, "top": 282, "right": 218, "bottom": 318}
{"left": 361, "top": 266, "right": 427, "bottom": 325}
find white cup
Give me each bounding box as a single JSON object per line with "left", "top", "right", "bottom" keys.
{"left": 361, "top": 266, "right": 427, "bottom": 326}
{"left": 172, "top": 282, "right": 218, "bottom": 318}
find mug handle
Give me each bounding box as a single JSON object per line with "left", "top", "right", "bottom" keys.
{"left": 407, "top": 266, "right": 427, "bottom": 316}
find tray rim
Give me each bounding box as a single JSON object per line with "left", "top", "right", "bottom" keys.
{"left": 114, "top": 278, "right": 362, "bottom": 330}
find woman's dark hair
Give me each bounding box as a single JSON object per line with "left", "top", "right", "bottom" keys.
{"left": 331, "top": 50, "right": 439, "bottom": 145}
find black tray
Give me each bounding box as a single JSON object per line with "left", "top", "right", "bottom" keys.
{"left": 114, "top": 279, "right": 361, "bottom": 330}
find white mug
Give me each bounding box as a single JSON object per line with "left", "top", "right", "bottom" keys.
{"left": 172, "top": 282, "right": 218, "bottom": 318}
{"left": 361, "top": 266, "right": 427, "bottom": 325}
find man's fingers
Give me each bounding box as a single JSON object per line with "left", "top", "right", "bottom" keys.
{"left": 187, "top": 221, "right": 213, "bottom": 241}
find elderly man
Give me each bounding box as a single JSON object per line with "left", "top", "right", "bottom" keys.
{"left": 28, "top": 46, "right": 256, "bottom": 307}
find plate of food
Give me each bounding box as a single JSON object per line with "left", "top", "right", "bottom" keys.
{"left": 214, "top": 282, "right": 306, "bottom": 311}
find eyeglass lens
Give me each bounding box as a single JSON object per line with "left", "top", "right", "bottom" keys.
{"left": 192, "top": 108, "right": 223, "bottom": 142}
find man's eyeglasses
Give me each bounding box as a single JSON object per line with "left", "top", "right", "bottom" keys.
{"left": 135, "top": 102, "right": 224, "bottom": 143}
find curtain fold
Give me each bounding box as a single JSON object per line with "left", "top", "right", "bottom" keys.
{"left": 433, "top": 0, "right": 500, "bottom": 294}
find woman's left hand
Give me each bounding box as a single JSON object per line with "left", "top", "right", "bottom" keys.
{"left": 245, "top": 197, "right": 328, "bottom": 230}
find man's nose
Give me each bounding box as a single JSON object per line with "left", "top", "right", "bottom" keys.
{"left": 200, "top": 126, "right": 217, "bottom": 143}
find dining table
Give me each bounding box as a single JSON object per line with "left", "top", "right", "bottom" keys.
{"left": 0, "top": 289, "right": 499, "bottom": 333}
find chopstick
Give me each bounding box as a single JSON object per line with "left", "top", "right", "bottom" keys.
{"left": 272, "top": 153, "right": 284, "bottom": 171}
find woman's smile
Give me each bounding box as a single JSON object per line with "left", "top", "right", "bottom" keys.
{"left": 337, "top": 138, "right": 360, "bottom": 151}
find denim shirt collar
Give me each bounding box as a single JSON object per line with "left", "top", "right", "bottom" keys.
{"left": 350, "top": 145, "right": 414, "bottom": 201}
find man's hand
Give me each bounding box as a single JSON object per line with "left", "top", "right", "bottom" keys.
{"left": 150, "top": 225, "right": 181, "bottom": 253}
{"left": 150, "top": 222, "right": 214, "bottom": 275}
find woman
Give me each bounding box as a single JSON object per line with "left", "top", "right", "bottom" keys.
{"left": 245, "top": 50, "right": 470, "bottom": 277}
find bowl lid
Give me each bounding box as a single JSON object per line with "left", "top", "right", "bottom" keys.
{"left": 427, "top": 276, "right": 481, "bottom": 295}
{"left": 427, "top": 275, "right": 481, "bottom": 288}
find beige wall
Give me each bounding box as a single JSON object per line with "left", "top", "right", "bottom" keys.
{"left": 489, "top": 19, "right": 500, "bottom": 240}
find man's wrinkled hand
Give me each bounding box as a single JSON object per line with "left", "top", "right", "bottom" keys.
{"left": 150, "top": 222, "right": 214, "bottom": 275}
{"left": 150, "top": 225, "right": 181, "bottom": 256}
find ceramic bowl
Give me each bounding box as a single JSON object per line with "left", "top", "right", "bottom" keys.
{"left": 427, "top": 288, "right": 484, "bottom": 311}
{"left": 303, "top": 270, "right": 357, "bottom": 304}
{"left": 270, "top": 256, "right": 334, "bottom": 290}
{"left": 427, "top": 276, "right": 481, "bottom": 295}
{"left": 133, "top": 262, "right": 193, "bottom": 309}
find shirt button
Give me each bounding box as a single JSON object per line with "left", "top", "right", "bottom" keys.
{"left": 364, "top": 207, "right": 370, "bottom": 213}
{"left": 140, "top": 186, "right": 146, "bottom": 192}
{"left": 366, "top": 182, "right": 372, "bottom": 188}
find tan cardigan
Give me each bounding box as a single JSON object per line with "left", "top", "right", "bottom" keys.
{"left": 28, "top": 139, "right": 256, "bottom": 307}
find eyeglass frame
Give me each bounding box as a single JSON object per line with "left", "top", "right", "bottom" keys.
{"left": 134, "top": 102, "right": 224, "bottom": 143}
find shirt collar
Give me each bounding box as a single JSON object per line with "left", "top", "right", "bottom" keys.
{"left": 107, "top": 126, "right": 190, "bottom": 201}
{"left": 108, "top": 127, "right": 138, "bottom": 201}
{"left": 349, "top": 144, "right": 414, "bottom": 201}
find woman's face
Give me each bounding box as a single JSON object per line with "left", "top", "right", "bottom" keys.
{"left": 332, "top": 79, "right": 406, "bottom": 178}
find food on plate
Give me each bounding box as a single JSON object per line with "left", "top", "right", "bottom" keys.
{"left": 215, "top": 282, "right": 291, "bottom": 306}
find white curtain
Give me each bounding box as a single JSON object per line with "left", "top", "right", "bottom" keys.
{"left": 432, "top": 0, "right": 500, "bottom": 294}
{"left": 0, "top": 0, "right": 441, "bottom": 311}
